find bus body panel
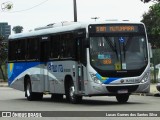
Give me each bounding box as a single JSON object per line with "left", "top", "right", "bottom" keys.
{"left": 8, "top": 61, "right": 87, "bottom": 95}
{"left": 47, "top": 61, "right": 77, "bottom": 94}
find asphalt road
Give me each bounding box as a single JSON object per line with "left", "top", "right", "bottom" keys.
{"left": 0, "top": 87, "right": 160, "bottom": 120}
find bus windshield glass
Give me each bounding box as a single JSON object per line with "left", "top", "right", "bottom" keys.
{"left": 90, "top": 36, "right": 148, "bottom": 71}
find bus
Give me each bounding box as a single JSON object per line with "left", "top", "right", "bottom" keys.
{"left": 8, "top": 21, "right": 150, "bottom": 103}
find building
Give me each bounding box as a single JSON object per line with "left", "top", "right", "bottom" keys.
{"left": 0, "top": 22, "right": 11, "bottom": 40}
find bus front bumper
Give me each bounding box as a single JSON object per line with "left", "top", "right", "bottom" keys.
{"left": 86, "top": 81, "right": 150, "bottom": 96}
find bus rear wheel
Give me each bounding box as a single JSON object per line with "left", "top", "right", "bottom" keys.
{"left": 66, "top": 81, "right": 82, "bottom": 104}
{"left": 116, "top": 94, "right": 129, "bottom": 103}
{"left": 25, "top": 79, "right": 43, "bottom": 101}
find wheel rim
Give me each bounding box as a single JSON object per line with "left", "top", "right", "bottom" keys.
{"left": 69, "top": 86, "right": 75, "bottom": 100}
{"left": 26, "top": 83, "right": 31, "bottom": 97}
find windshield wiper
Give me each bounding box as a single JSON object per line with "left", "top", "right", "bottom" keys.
{"left": 122, "top": 42, "right": 126, "bottom": 60}
{"left": 105, "top": 37, "right": 119, "bottom": 60}
{"left": 121, "top": 37, "right": 132, "bottom": 61}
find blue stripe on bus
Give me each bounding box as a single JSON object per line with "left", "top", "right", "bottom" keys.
{"left": 103, "top": 77, "right": 120, "bottom": 84}
{"left": 96, "top": 73, "right": 120, "bottom": 84}
{"left": 8, "top": 62, "right": 40, "bottom": 85}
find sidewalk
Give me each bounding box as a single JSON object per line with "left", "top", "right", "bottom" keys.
{"left": 0, "top": 82, "right": 159, "bottom": 96}
{"left": 149, "top": 84, "right": 159, "bottom": 94}
{"left": 146, "top": 84, "right": 160, "bottom": 96}
{"left": 0, "top": 82, "right": 8, "bottom": 87}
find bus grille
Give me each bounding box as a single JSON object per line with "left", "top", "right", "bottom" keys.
{"left": 106, "top": 85, "right": 139, "bottom": 93}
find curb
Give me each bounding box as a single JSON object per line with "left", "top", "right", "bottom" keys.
{"left": 132, "top": 93, "right": 154, "bottom": 96}
{"left": 0, "top": 82, "right": 8, "bottom": 87}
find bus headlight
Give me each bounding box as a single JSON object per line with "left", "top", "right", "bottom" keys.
{"left": 141, "top": 72, "right": 149, "bottom": 83}
{"left": 89, "top": 73, "right": 101, "bottom": 84}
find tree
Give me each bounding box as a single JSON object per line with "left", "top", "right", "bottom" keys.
{"left": 141, "top": 3, "right": 160, "bottom": 48}
{"left": 12, "top": 26, "right": 23, "bottom": 33}
{"left": 0, "top": 35, "right": 7, "bottom": 81}
{"left": 141, "top": 0, "right": 160, "bottom": 3}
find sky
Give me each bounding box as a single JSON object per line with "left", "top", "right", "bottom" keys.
{"left": 0, "top": 0, "right": 154, "bottom": 33}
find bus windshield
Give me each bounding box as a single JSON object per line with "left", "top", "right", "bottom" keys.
{"left": 90, "top": 36, "right": 148, "bottom": 72}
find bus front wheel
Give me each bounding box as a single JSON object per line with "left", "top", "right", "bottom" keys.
{"left": 66, "top": 81, "right": 82, "bottom": 104}
{"left": 116, "top": 94, "right": 129, "bottom": 103}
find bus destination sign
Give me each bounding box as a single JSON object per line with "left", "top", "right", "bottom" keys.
{"left": 89, "top": 24, "right": 140, "bottom": 33}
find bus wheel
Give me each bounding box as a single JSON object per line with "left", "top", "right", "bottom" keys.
{"left": 25, "top": 80, "right": 43, "bottom": 101}
{"left": 116, "top": 94, "right": 129, "bottom": 103}
{"left": 25, "top": 80, "right": 34, "bottom": 101}
{"left": 67, "top": 82, "right": 82, "bottom": 104}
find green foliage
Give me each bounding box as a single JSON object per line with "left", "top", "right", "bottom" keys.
{"left": 151, "top": 49, "right": 160, "bottom": 65}
{"left": 142, "top": 3, "right": 160, "bottom": 35}
{"left": 141, "top": 0, "right": 160, "bottom": 3}
{"left": 141, "top": 3, "right": 160, "bottom": 48}
{"left": 12, "top": 25, "right": 23, "bottom": 33}
{"left": 0, "top": 35, "right": 7, "bottom": 81}
{"left": 150, "top": 68, "right": 158, "bottom": 83}
{"left": 0, "top": 36, "right": 7, "bottom": 64}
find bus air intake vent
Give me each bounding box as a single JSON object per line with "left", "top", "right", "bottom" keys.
{"left": 106, "top": 85, "right": 139, "bottom": 93}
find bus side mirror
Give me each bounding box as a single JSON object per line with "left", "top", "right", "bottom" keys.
{"left": 149, "top": 43, "right": 152, "bottom": 58}
{"left": 85, "top": 38, "right": 89, "bottom": 48}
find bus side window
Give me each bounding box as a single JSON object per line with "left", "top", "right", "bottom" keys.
{"left": 40, "top": 41, "right": 49, "bottom": 62}
{"left": 8, "top": 40, "right": 17, "bottom": 61}
{"left": 49, "top": 33, "right": 76, "bottom": 60}
{"left": 17, "top": 39, "right": 26, "bottom": 61}
{"left": 60, "top": 33, "right": 75, "bottom": 59}
{"left": 50, "top": 35, "right": 60, "bottom": 59}
{"left": 27, "top": 38, "right": 39, "bottom": 60}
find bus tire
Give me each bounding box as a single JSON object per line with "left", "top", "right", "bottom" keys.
{"left": 25, "top": 79, "right": 43, "bottom": 101}
{"left": 25, "top": 79, "right": 34, "bottom": 101}
{"left": 116, "top": 94, "right": 129, "bottom": 103}
{"left": 67, "top": 81, "right": 82, "bottom": 104}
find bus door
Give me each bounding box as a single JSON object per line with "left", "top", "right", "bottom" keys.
{"left": 76, "top": 37, "right": 86, "bottom": 93}
{"left": 40, "top": 36, "right": 50, "bottom": 92}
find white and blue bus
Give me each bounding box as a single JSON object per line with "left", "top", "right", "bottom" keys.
{"left": 8, "top": 21, "right": 150, "bottom": 103}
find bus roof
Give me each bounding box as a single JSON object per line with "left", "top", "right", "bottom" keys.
{"left": 9, "top": 21, "right": 144, "bottom": 39}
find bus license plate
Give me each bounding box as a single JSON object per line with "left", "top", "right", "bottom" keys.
{"left": 118, "top": 89, "right": 128, "bottom": 94}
